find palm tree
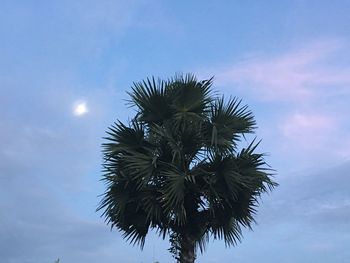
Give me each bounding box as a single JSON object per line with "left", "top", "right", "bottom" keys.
{"left": 98, "top": 74, "right": 277, "bottom": 263}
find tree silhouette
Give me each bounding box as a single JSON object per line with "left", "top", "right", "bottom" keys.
{"left": 98, "top": 74, "right": 277, "bottom": 263}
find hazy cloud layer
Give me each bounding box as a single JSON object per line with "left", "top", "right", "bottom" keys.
{"left": 1, "top": 156, "right": 349, "bottom": 262}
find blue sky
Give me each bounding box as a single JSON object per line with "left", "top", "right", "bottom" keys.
{"left": 1, "top": 1, "right": 350, "bottom": 262}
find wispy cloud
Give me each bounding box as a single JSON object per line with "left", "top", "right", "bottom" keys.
{"left": 206, "top": 39, "right": 350, "bottom": 165}
{"left": 279, "top": 112, "right": 335, "bottom": 149}
{"left": 306, "top": 242, "right": 336, "bottom": 252}
{"left": 215, "top": 39, "right": 350, "bottom": 101}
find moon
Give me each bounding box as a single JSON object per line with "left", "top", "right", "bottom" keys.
{"left": 73, "top": 101, "right": 88, "bottom": 116}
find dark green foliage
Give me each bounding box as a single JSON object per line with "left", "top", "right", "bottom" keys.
{"left": 98, "top": 74, "right": 277, "bottom": 260}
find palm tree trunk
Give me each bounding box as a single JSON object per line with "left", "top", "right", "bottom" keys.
{"left": 179, "top": 235, "right": 196, "bottom": 263}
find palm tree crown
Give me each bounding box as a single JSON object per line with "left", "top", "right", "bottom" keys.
{"left": 98, "top": 74, "right": 277, "bottom": 262}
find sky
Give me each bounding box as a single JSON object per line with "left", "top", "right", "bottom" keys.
{"left": 1, "top": 0, "right": 350, "bottom": 262}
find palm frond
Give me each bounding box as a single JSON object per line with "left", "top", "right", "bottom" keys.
{"left": 160, "top": 167, "right": 187, "bottom": 224}
{"left": 98, "top": 73, "right": 278, "bottom": 257}
{"left": 128, "top": 77, "right": 173, "bottom": 124}
{"left": 167, "top": 74, "right": 213, "bottom": 116}
{"left": 203, "top": 96, "right": 256, "bottom": 154}
{"left": 236, "top": 139, "right": 278, "bottom": 192}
